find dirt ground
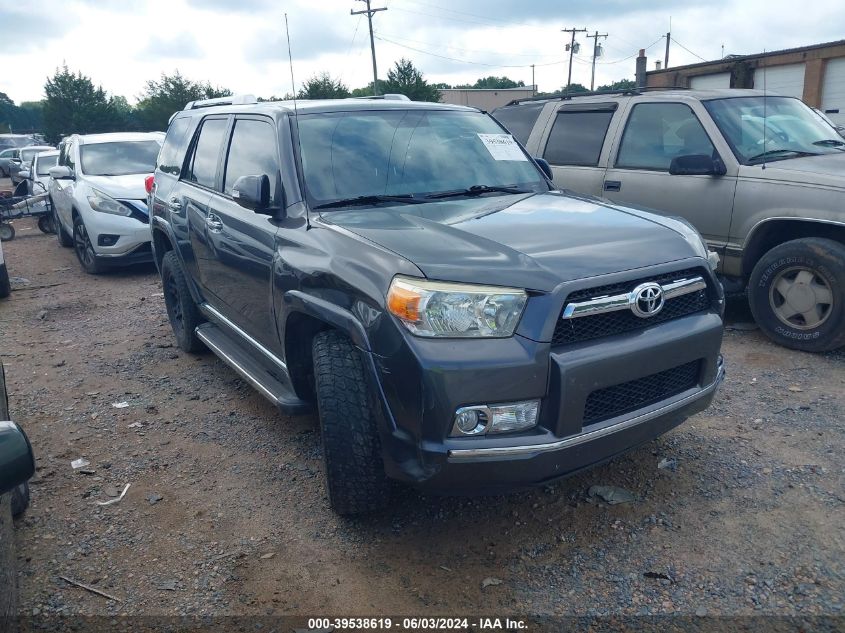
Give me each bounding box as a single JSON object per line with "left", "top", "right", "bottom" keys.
{"left": 1, "top": 214, "right": 843, "bottom": 620}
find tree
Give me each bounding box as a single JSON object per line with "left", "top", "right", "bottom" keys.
{"left": 351, "top": 81, "right": 383, "bottom": 97}
{"left": 455, "top": 76, "right": 525, "bottom": 90}
{"left": 43, "top": 66, "right": 126, "bottom": 142}
{"left": 18, "top": 101, "right": 45, "bottom": 133}
{"left": 297, "top": 73, "right": 350, "bottom": 100}
{"left": 596, "top": 79, "right": 636, "bottom": 92}
{"left": 382, "top": 59, "right": 441, "bottom": 102}
{"left": 135, "top": 72, "right": 231, "bottom": 131}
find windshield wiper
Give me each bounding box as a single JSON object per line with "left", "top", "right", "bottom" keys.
{"left": 813, "top": 138, "right": 845, "bottom": 147}
{"left": 424, "top": 184, "right": 531, "bottom": 200}
{"left": 747, "top": 149, "right": 821, "bottom": 163}
{"left": 313, "top": 194, "right": 425, "bottom": 210}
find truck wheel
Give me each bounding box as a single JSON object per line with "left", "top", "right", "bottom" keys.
{"left": 54, "top": 204, "right": 73, "bottom": 247}
{"left": 10, "top": 483, "right": 29, "bottom": 517}
{"left": 312, "top": 330, "right": 391, "bottom": 515}
{"left": 160, "top": 251, "right": 204, "bottom": 353}
{"left": 0, "top": 262, "right": 10, "bottom": 298}
{"left": 748, "top": 238, "right": 845, "bottom": 352}
{"left": 72, "top": 216, "right": 105, "bottom": 274}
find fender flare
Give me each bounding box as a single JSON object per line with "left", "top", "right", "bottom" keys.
{"left": 283, "top": 290, "right": 371, "bottom": 351}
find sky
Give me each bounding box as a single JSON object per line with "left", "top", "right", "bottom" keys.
{"left": 1, "top": 0, "right": 844, "bottom": 104}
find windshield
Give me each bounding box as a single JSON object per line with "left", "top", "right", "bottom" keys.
{"left": 296, "top": 110, "right": 548, "bottom": 208}
{"left": 704, "top": 96, "right": 844, "bottom": 164}
{"left": 79, "top": 140, "right": 161, "bottom": 176}
{"left": 36, "top": 155, "right": 59, "bottom": 176}
{"left": 21, "top": 148, "right": 50, "bottom": 162}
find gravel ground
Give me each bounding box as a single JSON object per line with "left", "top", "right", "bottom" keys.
{"left": 0, "top": 215, "right": 843, "bottom": 620}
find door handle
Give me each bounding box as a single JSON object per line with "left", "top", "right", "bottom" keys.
{"left": 205, "top": 214, "right": 224, "bottom": 232}
{"left": 603, "top": 180, "right": 622, "bottom": 192}
{"left": 167, "top": 196, "right": 182, "bottom": 212}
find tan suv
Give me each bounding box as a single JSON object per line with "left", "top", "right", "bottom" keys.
{"left": 494, "top": 89, "right": 845, "bottom": 352}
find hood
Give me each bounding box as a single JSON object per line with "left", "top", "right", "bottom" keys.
{"left": 84, "top": 174, "right": 149, "bottom": 200}
{"left": 741, "top": 152, "right": 845, "bottom": 189}
{"left": 321, "top": 192, "right": 699, "bottom": 291}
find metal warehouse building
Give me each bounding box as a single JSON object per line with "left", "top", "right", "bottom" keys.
{"left": 646, "top": 40, "right": 845, "bottom": 125}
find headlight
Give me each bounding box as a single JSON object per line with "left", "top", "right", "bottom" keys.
{"left": 387, "top": 276, "right": 527, "bottom": 338}
{"left": 87, "top": 189, "right": 130, "bottom": 216}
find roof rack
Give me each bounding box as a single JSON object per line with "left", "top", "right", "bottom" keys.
{"left": 184, "top": 94, "right": 258, "bottom": 110}
{"left": 355, "top": 94, "right": 411, "bottom": 101}
{"left": 502, "top": 85, "right": 690, "bottom": 107}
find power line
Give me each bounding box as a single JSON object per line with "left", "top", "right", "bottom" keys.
{"left": 374, "top": 31, "right": 560, "bottom": 58}
{"left": 671, "top": 37, "right": 709, "bottom": 62}
{"left": 374, "top": 34, "right": 564, "bottom": 68}
{"left": 402, "top": 0, "right": 548, "bottom": 30}
{"left": 351, "top": 0, "right": 387, "bottom": 95}
{"left": 338, "top": 15, "right": 364, "bottom": 83}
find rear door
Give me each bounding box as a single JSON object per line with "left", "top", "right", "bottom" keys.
{"left": 199, "top": 115, "right": 282, "bottom": 350}
{"left": 541, "top": 102, "right": 621, "bottom": 197}
{"left": 53, "top": 141, "right": 76, "bottom": 229}
{"left": 170, "top": 115, "right": 228, "bottom": 295}
{"left": 601, "top": 100, "right": 738, "bottom": 246}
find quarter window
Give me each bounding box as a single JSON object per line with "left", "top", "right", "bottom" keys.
{"left": 187, "top": 118, "right": 227, "bottom": 189}
{"left": 492, "top": 102, "right": 546, "bottom": 145}
{"left": 616, "top": 103, "right": 716, "bottom": 171}
{"left": 543, "top": 107, "right": 615, "bottom": 166}
{"left": 223, "top": 119, "right": 280, "bottom": 203}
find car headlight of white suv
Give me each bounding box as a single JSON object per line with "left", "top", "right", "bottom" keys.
{"left": 86, "top": 189, "right": 131, "bottom": 216}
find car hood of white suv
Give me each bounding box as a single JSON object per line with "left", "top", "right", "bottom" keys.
{"left": 84, "top": 174, "right": 150, "bottom": 200}
{"left": 742, "top": 152, "right": 845, "bottom": 189}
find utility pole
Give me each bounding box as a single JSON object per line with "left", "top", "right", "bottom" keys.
{"left": 586, "top": 31, "right": 607, "bottom": 91}
{"left": 561, "top": 27, "right": 587, "bottom": 92}
{"left": 351, "top": 0, "right": 386, "bottom": 95}
{"left": 531, "top": 64, "right": 536, "bottom": 95}
{"left": 664, "top": 32, "right": 670, "bottom": 68}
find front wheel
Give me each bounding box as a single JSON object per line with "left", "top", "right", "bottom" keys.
{"left": 37, "top": 215, "right": 54, "bottom": 234}
{"left": 312, "top": 330, "right": 392, "bottom": 515}
{"left": 748, "top": 238, "right": 845, "bottom": 352}
{"left": 72, "top": 216, "right": 105, "bottom": 274}
{"left": 0, "top": 224, "right": 14, "bottom": 242}
{"left": 160, "top": 251, "right": 204, "bottom": 353}
{"left": 54, "top": 203, "right": 73, "bottom": 247}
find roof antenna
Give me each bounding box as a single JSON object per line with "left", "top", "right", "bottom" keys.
{"left": 285, "top": 13, "right": 310, "bottom": 228}
{"left": 762, "top": 49, "right": 767, "bottom": 171}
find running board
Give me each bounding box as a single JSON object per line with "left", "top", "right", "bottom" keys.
{"left": 195, "top": 322, "right": 310, "bottom": 415}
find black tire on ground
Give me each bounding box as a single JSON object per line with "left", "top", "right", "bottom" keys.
{"left": 748, "top": 237, "right": 845, "bottom": 353}
{"left": 312, "top": 330, "right": 392, "bottom": 515}
{"left": 37, "top": 215, "right": 54, "bottom": 234}
{"left": 10, "top": 483, "right": 29, "bottom": 517}
{"left": 160, "top": 250, "right": 205, "bottom": 353}
{"left": 0, "top": 224, "right": 14, "bottom": 242}
{"left": 54, "top": 203, "right": 73, "bottom": 247}
{"left": 72, "top": 215, "right": 105, "bottom": 274}
{"left": 0, "top": 263, "right": 9, "bottom": 299}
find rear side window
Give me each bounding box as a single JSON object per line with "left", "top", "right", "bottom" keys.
{"left": 223, "top": 119, "right": 280, "bottom": 203}
{"left": 543, "top": 107, "right": 615, "bottom": 166}
{"left": 186, "top": 118, "right": 227, "bottom": 189}
{"left": 492, "top": 102, "right": 545, "bottom": 145}
{"left": 159, "top": 117, "right": 191, "bottom": 176}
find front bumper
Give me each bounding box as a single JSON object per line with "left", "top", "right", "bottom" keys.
{"left": 373, "top": 309, "right": 725, "bottom": 493}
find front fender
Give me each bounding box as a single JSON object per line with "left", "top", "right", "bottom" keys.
{"left": 283, "top": 289, "right": 371, "bottom": 351}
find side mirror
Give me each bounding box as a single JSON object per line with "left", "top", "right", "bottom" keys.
{"left": 17, "top": 169, "right": 30, "bottom": 180}
{"left": 49, "top": 165, "right": 74, "bottom": 180}
{"left": 0, "top": 421, "right": 35, "bottom": 496}
{"left": 232, "top": 174, "right": 270, "bottom": 213}
{"left": 669, "top": 154, "right": 727, "bottom": 176}
{"left": 534, "top": 157, "right": 553, "bottom": 180}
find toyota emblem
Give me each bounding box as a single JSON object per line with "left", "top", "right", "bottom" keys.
{"left": 631, "top": 282, "right": 665, "bottom": 318}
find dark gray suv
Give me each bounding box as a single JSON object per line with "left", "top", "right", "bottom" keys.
{"left": 149, "top": 95, "right": 725, "bottom": 514}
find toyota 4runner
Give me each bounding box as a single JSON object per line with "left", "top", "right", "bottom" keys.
{"left": 150, "top": 94, "right": 725, "bottom": 514}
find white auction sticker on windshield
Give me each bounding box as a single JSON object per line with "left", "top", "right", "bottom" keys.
{"left": 477, "top": 134, "right": 528, "bottom": 161}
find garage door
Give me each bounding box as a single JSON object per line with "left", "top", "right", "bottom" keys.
{"left": 753, "top": 63, "right": 805, "bottom": 98}
{"left": 690, "top": 73, "right": 731, "bottom": 90}
{"left": 821, "top": 57, "right": 845, "bottom": 126}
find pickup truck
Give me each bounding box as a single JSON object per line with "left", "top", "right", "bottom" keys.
{"left": 494, "top": 89, "right": 845, "bottom": 352}
{"left": 149, "top": 95, "right": 725, "bottom": 514}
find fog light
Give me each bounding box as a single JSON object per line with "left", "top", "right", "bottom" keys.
{"left": 98, "top": 234, "right": 119, "bottom": 246}
{"left": 451, "top": 400, "right": 540, "bottom": 437}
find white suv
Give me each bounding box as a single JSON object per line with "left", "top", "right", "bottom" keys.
{"left": 49, "top": 132, "right": 164, "bottom": 274}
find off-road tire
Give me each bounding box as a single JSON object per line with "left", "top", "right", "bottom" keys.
{"left": 54, "top": 203, "right": 73, "bottom": 247}
{"left": 72, "top": 216, "right": 105, "bottom": 274}
{"left": 0, "top": 263, "right": 10, "bottom": 299}
{"left": 312, "top": 330, "right": 392, "bottom": 515}
{"left": 161, "top": 251, "right": 204, "bottom": 353}
{"left": 748, "top": 238, "right": 845, "bottom": 353}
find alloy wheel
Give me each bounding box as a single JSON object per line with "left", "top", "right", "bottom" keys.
{"left": 769, "top": 266, "right": 834, "bottom": 330}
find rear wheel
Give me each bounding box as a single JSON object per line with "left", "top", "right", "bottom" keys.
{"left": 54, "top": 203, "right": 73, "bottom": 247}
{"left": 0, "top": 262, "right": 9, "bottom": 298}
{"left": 0, "top": 364, "right": 29, "bottom": 516}
{"left": 0, "top": 224, "right": 14, "bottom": 242}
{"left": 748, "top": 238, "right": 845, "bottom": 352}
{"left": 161, "top": 250, "right": 204, "bottom": 353}
{"left": 312, "top": 330, "right": 392, "bottom": 515}
{"left": 72, "top": 215, "right": 105, "bottom": 274}
{"left": 37, "top": 215, "right": 54, "bottom": 234}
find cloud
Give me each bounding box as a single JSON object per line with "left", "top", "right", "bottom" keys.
{"left": 0, "top": 6, "right": 74, "bottom": 52}
{"left": 142, "top": 33, "right": 204, "bottom": 59}
{"left": 245, "top": 17, "right": 350, "bottom": 63}
{"left": 184, "top": 0, "right": 274, "bottom": 12}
